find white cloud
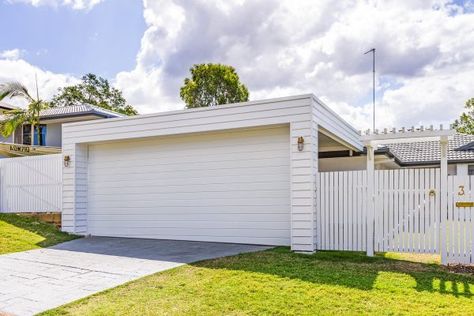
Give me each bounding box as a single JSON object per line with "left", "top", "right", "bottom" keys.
{"left": 8, "top": 0, "right": 104, "bottom": 10}
{"left": 0, "top": 49, "right": 24, "bottom": 60}
{"left": 3, "top": 0, "right": 474, "bottom": 131}
{"left": 0, "top": 56, "right": 78, "bottom": 107}
{"left": 114, "top": 0, "right": 474, "bottom": 131}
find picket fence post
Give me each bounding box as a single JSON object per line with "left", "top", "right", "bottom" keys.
{"left": 366, "top": 143, "right": 375, "bottom": 257}
{"left": 440, "top": 136, "right": 448, "bottom": 264}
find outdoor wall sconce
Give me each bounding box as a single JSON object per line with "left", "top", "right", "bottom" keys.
{"left": 297, "top": 136, "right": 304, "bottom": 152}
{"left": 63, "top": 155, "right": 71, "bottom": 167}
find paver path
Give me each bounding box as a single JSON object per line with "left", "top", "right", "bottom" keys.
{"left": 0, "top": 237, "right": 269, "bottom": 315}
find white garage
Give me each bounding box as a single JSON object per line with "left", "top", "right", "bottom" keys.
{"left": 87, "top": 126, "right": 291, "bottom": 245}
{"left": 62, "top": 94, "right": 362, "bottom": 251}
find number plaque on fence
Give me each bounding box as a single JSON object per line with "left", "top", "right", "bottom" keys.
{"left": 455, "top": 201, "right": 474, "bottom": 208}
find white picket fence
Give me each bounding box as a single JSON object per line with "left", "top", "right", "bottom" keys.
{"left": 318, "top": 168, "right": 474, "bottom": 264}
{"left": 317, "top": 170, "right": 368, "bottom": 251}
{"left": 447, "top": 174, "right": 474, "bottom": 264}
{"left": 0, "top": 154, "right": 62, "bottom": 213}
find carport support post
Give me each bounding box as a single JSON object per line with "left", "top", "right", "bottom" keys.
{"left": 366, "top": 142, "right": 375, "bottom": 257}
{"left": 440, "top": 136, "right": 448, "bottom": 265}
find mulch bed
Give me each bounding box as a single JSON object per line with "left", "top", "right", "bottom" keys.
{"left": 447, "top": 264, "right": 474, "bottom": 274}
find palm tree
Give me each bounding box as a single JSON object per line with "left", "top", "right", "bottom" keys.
{"left": 0, "top": 81, "right": 48, "bottom": 146}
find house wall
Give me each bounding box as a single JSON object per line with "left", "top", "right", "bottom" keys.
{"left": 320, "top": 156, "right": 458, "bottom": 175}
{"left": 61, "top": 94, "right": 363, "bottom": 252}
{"left": 320, "top": 156, "right": 367, "bottom": 171}
{"left": 45, "top": 123, "right": 62, "bottom": 147}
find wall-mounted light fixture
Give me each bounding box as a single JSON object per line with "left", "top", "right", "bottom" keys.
{"left": 63, "top": 155, "right": 71, "bottom": 167}
{"left": 297, "top": 136, "right": 304, "bottom": 152}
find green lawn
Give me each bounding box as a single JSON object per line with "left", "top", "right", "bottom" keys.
{"left": 0, "top": 213, "right": 78, "bottom": 255}
{"left": 43, "top": 248, "right": 473, "bottom": 316}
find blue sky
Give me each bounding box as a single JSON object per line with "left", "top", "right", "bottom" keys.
{"left": 0, "top": 0, "right": 145, "bottom": 78}
{"left": 0, "top": 0, "right": 473, "bottom": 130}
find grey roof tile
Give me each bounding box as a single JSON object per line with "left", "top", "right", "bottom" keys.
{"left": 381, "top": 134, "right": 474, "bottom": 164}
{"left": 0, "top": 103, "right": 124, "bottom": 120}
{"left": 39, "top": 104, "right": 124, "bottom": 118}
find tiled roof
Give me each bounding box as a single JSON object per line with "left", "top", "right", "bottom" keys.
{"left": 381, "top": 134, "right": 474, "bottom": 165}
{"left": 39, "top": 104, "right": 124, "bottom": 119}
{"left": 0, "top": 103, "right": 124, "bottom": 121}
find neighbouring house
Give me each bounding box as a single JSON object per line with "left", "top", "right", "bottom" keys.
{"left": 319, "top": 133, "right": 474, "bottom": 175}
{"left": 0, "top": 103, "right": 123, "bottom": 157}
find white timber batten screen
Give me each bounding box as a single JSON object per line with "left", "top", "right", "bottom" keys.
{"left": 0, "top": 154, "right": 62, "bottom": 213}
{"left": 317, "top": 170, "right": 368, "bottom": 251}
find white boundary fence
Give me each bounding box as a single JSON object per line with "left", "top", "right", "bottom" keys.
{"left": 447, "top": 174, "right": 474, "bottom": 264}
{"left": 318, "top": 168, "right": 474, "bottom": 264}
{"left": 317, "top": 171, "right": 367, "bottom": 251}
{"left": 0, "top": 154, "right": 62, "bottom": 213}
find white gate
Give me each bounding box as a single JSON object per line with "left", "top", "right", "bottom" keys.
{"left": 0, "top": 154, "right": 62, "bottom": 213}
{"left": 374, "top": 169, "right": 440, "bottom": 254}
{"left": 318, "top": 168, "right": 474, "bottom": 264}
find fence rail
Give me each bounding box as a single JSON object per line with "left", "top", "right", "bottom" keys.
{"left": 0, "top": 154, "right": 62, "bottom": 213}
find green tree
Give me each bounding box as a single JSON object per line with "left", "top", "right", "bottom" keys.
{"left": 453, "top": 98, "right": 474, "bottom": 134}
{"left": 0, "top": 82, "right": 48, "bottom": 146}
{"left": 180, "top": 63, "right": 249, "bottom": 108}
{"left": 50, "top": 73, "right": 138, "bottom": 116}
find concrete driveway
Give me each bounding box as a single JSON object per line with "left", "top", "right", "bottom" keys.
{"left": 0, "top": 237, "right": 270, "bottom": 315}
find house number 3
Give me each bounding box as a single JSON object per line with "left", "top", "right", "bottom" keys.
{"left": 458, "top": 185, "right": 465, "bottom": 196}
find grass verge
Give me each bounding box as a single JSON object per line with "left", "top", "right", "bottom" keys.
{"left": 43, "top": 247, "right": 473, "bottom": 316}
{"left": 0, "top": 213, "right": 78, "bottom": 255}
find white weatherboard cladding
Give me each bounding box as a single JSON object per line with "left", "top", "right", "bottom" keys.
{"left": 86, "top": 126, "right": 291, "bottom": 245}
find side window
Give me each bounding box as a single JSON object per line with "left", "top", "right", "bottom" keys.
{"left": 22, "top": 125, "right": 32, "bottom": 145}
{"left": 23, "top": 124, "right": 47, "bottom": 146}
{"left": 468, "top": 165, "right": 474, "bottom": 175}
{"left": 34, "top": 125, "right": 47, "bottom": 146}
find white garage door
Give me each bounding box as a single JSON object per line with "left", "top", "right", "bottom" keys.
{"left": 87, "top": 125, "right": 291, "bottom": 245}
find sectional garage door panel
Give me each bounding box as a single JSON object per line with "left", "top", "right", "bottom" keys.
{"left": 87, "top": 126, "right": 291, "bottom": 245}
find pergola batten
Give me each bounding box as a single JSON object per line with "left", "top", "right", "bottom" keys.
{"left": 361, "top": 126, "right": 455, "bottom": 263}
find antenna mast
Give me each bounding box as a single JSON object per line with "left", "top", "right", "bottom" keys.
{"left": 364, "top": 48, "right": 376, "bottom": 131}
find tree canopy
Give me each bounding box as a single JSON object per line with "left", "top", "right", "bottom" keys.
{"left": 180, "top": 63, "right": 249, "bottom": 108}
{"left": 453, "top": 98, "right": 474, "bottom": 134}
{"left": 50, "top": 73, "right": 138, "bottom": 116}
